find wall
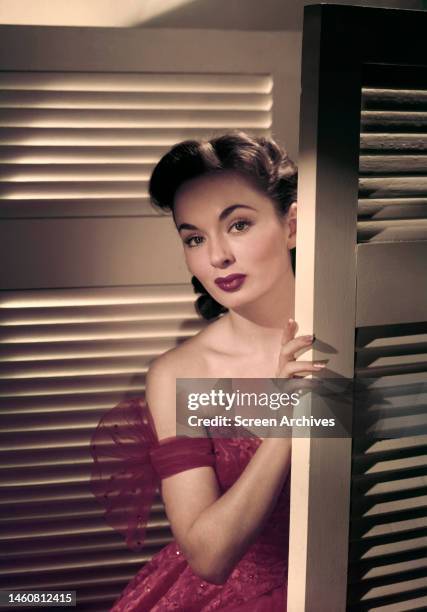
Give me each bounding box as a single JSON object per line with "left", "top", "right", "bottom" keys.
{"left": 0, "top": 0, "right": 423, "bottom": 157}
{"left": 0, "top": 0, "right": 423, "bottom": 29}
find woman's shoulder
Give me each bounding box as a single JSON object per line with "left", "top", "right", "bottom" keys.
{"left": 145, "top": 317, "right": 227, "bottom": 439}
{"left": 149, "top": 315, "right": 230, "bottom": 380}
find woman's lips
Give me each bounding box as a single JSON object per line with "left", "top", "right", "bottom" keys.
{"left": 214, "top": 274, "right": 247, "bottom": 292}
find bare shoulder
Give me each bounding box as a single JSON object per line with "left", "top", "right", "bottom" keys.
{"left": 146, "top": 316, "right": 228, "bottom": 439}
{"left": 151, "top": 315, "right": 229, "bottom": 378}
{"left": 145, "top": 348, "right": 180, "bottom": 440}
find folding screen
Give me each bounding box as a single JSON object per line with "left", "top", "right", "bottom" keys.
{"left": 290, "top": 5, "right": 426, "bottom": 611}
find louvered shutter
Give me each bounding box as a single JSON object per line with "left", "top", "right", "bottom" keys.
{"left": 0, "top": 286, "right": 205, "bottom": 610}
{"left": 288, "top": 6, "right": 426, "bottom": 611}
{"left": 347, "top": 68, "right": 427, "bottom": 611}
{"left": 0, "top": 71, "right": 271, "bottom": 219}
{"left": 0, "top": 25, "right": 280, "bottom": 611}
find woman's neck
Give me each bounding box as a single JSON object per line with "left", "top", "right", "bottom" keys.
{"left": 224, "top": 271, "right": 295, "bottom": 357}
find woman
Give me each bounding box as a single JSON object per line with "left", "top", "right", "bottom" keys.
{"left": 91, "top": 132, "right": 324, "bottom": 611}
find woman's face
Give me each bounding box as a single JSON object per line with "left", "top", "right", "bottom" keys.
{"left": 174, "top": 171, "right": 296, "bottom": 311}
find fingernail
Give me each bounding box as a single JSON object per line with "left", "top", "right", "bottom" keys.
{"left": 303, "top": 335, "right": 314, "bottom": 342}
{"left": 288, "top": 318, "right": 294, "bottom": 326}
{"left": 314, "top": 363, "right": 326, "bottom": 369}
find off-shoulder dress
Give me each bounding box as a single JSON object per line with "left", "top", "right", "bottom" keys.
{"left": 90, "top": 397, "right": 291, "bottom": 611}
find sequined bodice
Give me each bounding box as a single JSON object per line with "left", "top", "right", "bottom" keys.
{"left": 111, "top": 436, "right": 290, "bottom": 611}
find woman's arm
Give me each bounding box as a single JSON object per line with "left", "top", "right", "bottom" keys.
{"left": 177, "top": 436, "right": 291, "bottom": 584}
{"left": 147, "top": 320, "right": 321, "bottom": 585}
{"left": 146, "top": 357, "right": 290, "bottom": 584}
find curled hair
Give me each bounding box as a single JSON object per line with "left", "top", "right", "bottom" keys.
{"left": 149, "top": 131, "right": 298, "bottom": 321}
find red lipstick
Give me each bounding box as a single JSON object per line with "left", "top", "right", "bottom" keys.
{"left": 214, "top": 274, "right": 246, "bottom": 292}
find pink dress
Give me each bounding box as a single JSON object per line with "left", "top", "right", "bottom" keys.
{"left": 90, "top": 397, "right": 291, "bottom": 611}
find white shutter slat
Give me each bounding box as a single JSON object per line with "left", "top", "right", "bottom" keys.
{"left": 362, "top": 88, "right": 427, "bottom": 108}
{"left": 0, "top": 72, "right": 273, "bottom": 93}
{"left": 1, "top": 283, "right": 199, "bottom": 304}
{"left": 357, "top": 219, "right": 427, "bottom": 242}
{"left": 0, "top": 163, "right": 155, "bottom": 180}
{"left": 358, "top": 198, "right": 427, "bottom": 220}
{"left": 0, "top": 395, "right": 136, "bottom": 415}
{"left": 0, "top": 108, "right": 271, "bottom": 129}
{"left": 0, "top": 90, "right": 272, "bottom": 110}
{"left": 360, "top": 134, "right": 427, "bottom": 151}
{"left": 0, "top": 126, "right": 270, "bottom": 146}
{"left": 1, "top": 181, "right": 148, "bottom": 199}
{"left": 361, "top": 111, "right": 427, "bottom": 130}
{"left": 359, "top": 176, "right": 427, "bottom": 198}
{"left": 359, "top": 155, "right": 427, "bottom": 174}
{"left": 1, "top": 339, "right": 183, "bottom": 370}
{"left": 1, "top": 499, "right": 165, "bottom": 522}
{"left": 0, "top": 145, "right": 170, "bottom": 163}
{"left": 1, "top": 517, "right": 170, "bottom": 543}
{"left": 1, "top": 319, "right": 202, "bottom": 342}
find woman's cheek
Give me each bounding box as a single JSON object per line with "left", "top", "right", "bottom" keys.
{"left": 241, "top": 237, "right": 274, "bottom": 264}
{"left": 258, "top": 228, "right": 288, "bottom": 262}
{"left": 185, "top": 251, "right": 207, "bottom": 281}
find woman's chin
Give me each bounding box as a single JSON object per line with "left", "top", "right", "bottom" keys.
{"left": 217, "top": 293, "right": 259, "bottom": 313}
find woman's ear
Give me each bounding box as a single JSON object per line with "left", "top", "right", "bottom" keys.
{"left": 286, "top": 201, "right": 297, "bottom": 249}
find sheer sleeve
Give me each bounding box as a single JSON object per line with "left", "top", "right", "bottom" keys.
{"left": 90, "top": 396, "right": 216, "bottom": 551}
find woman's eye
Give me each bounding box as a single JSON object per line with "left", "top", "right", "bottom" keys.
{"left": 183, "top": 220, "right": 251, "bottom": 247}
{"left": 230, "top": 219, "right": 252, "bottom": 232}
{"left": 184, "top": 235, "right": 204, "bottom": 248}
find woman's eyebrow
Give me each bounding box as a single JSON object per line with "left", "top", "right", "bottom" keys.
{"left": 177, "top": 204, "right": 256, "bottom": 232}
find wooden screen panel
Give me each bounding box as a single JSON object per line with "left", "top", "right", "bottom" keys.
{"left": 291, "top": 6, "right": 426, "bottom": 612}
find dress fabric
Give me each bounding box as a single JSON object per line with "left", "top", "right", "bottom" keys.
{"left": 90, "top": 397, "right": 291, "bottom": 611}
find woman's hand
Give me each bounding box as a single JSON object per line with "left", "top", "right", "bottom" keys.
{"left": 275, "top": 318, "right": 325, "bottom": 378}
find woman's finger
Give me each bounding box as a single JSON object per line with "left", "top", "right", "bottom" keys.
{"left": 280, "top": 318, "right": 298, "bottom": 347}
{"left": 277, "top": 360, "right": 325, "bottom": 378}
{"left": 280, "top": 334, "right": 314, "bottom": 362}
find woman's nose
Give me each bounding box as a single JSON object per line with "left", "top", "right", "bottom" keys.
{"left": 209, "top": 236, "right": 235, "bottom": 268}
